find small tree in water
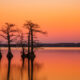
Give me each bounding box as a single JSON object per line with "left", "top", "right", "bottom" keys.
{"left": 18, "top": 32, "right": 27, "bottom": 58}
{"left": 0, "top": 23, "right": 18, "bottom": 59}
{"left": 24, "top": 21, "right": 46, "bottom": 58}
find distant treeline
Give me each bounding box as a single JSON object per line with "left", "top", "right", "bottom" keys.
{"left": 0, "top": 43, "right": 80, "bottom": 47}
{"left": 40, "top": 43, "right": 80, "bottom": 47}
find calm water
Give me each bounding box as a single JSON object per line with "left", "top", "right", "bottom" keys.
{"left": 0, "top": 47, "right": 80, "bottom": 80}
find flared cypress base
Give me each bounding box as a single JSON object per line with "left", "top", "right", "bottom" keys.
{"left": 7, "top": 52, "right": 13, "bottom": 60}
{"left": 26, "top": 53, "right": 35, "bottom": 60}
{"left": 21, "top": 53, "right": 26, "bottom": 58}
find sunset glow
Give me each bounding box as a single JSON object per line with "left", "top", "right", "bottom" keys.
{"left": 0, "top": 0, "right": 80, "bottom": 43}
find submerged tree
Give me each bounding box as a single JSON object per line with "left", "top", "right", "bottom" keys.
{"left": 0, "top": 23, "right": 18, "bottom": 58}
{"left": 24, "top": 21, "right": 46, "bottom": 58}
{"left": 18, "top": 32, "right": 27, "bottom": 58}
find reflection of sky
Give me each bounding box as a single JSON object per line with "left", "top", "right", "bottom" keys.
{"left": 0, "top": 47, "right": 80, "bottom": 80}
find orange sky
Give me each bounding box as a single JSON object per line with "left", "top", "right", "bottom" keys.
{"left": 0, "top": 0, "right": 80, "bottom": 43}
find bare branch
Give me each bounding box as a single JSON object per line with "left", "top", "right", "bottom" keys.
{"left": 10, "top": 29, "right": 19, "bottom": 32}
{"left": 0, "top": 34, "right": 7, "bottom": 39}
{"left": 5, "top": 23, "right": 15, "bottom": 27}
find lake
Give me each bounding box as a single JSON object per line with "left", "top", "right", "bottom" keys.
{"left": 0, "top": 47, "right": 80, "bottom": 80}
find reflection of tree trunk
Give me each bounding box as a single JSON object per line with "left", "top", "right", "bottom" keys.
{"left": 28, "top": 58, "right": 34, "bottom": 80}
{"left": 31, "top": 59, "right": 33, "bottom": 80}
{"left": 7, "top": 59, "right": 11, "bottom": 80}
{"left": 21, "top": 57, "right": 25, "bottom": 80}
{"left": 0, "top": 60, "right": 1, "bottom": 80}
{"left": 0, "top": 49, "right": 2, "bottom": 80}
{"left": 22, "top": 57, "right": 24, "bottom": 67}
{"left": 28, "top": 59, "right": 30, "bottom": 80}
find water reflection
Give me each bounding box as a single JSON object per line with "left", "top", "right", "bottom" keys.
{"left": 21, "top": 57, "right": 28, "bottom": 80}
{"left": 7, "top": 57, "right": 11, "bottom": 80}
{"left": 21, "top": 54, "right": 35, "bottom": 80}
{"left": 6, "top": 54, "right": 36, "bottom": 80}
{"left": 1, "top": 47, "right": 80, "bottom": 80}
{"left": 0, "top": 50, "right": 42, "bottom": 80}
{"left": 0, "top": 53, "right": 1, "bottom": 80}
{"left": 28, "top": 57, "right": 34, "bottom": 80}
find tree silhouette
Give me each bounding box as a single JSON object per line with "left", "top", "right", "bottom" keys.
{"left": 18, "top": 32, "right": 27, "bottom": 58}
{"left": 0, "top": 23, "right": 18, "bottom": 58}
{"left": 24, "top": 21, "right": 47, "bottom": 58}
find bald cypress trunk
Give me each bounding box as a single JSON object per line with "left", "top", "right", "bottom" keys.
{"left": 7, "top": 33, "right": 13, "bottom": 58}
{"left": 7, "top": 58, "right": 11, "bottom": 80}
{"left": 31, "top": 29, "right": 34, "bottom": 55}
{"left": 28, "top": 31, "right": 30, "bottom": 54}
